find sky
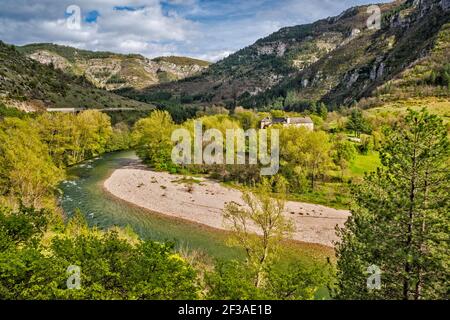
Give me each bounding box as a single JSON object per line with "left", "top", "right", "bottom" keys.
{"left": 0, "top": 0, "right": 391, "bottom": 62}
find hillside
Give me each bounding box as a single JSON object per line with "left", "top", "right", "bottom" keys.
{"left": 0, "top": 41, "right": 154, "bottom": 112}
{"left": 120, "top": 0, "right": 449, "bottom": 110}
{"left": 17, "top": 44, "right": 210, "bottom": 91}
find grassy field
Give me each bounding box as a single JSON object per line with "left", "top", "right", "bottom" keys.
{"left": 350, "top": 151, "right": 381, "bottom": 177}
{"left": 285, "top": 151, "right": 381, "bottom": 209}
{"left": 367, "top": 98, "right": 450, "bottom": 124}
{"left": 286, "top": 183, "right": 351, "bottom": 210}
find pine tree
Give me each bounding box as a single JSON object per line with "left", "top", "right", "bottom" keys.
{"left": 335, "top": 109, "right": 449, "bottom": 300}
{"left": 346, "top": 109, "right": 371, "bottom": 138}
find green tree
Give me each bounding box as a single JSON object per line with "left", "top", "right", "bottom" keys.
{"left": 76, "top": 110, "right": 113, "bottom": 160}
{"left": 205, "top": 260, "right": 263, "bottom": 300}
{"left": 318, "top": 103, "right": 328, "bottom": 120}
{"left": 280, "top": 127, "right": 332, "bottom": 191}
{"left": 265, "top": 263, "right": 335, "bottom": 300}
{"left": 232, "top": 109, "right": 260, "bottom": 130}
{"left": 132, "top": 110, "right": 176, "bottom": 170}
{"left": 0, "top": 118, "right": 64, "bottom": 208}
{"left": 333, "top": 134, "right": 357, "bottom": 180}
{"left": 303, "top": 131, "right": 333, "bottom": 190}
{"left": 35, "top": 111, "right": 114, "bottom": 166}
{"left": 107, "top": 122, "right": 131, "bottom": 151}
{"left": 0, "top": 207, "right": 199, "bottom": 300}
{"left": 34, "top": 112, "right": 80, "bottom": 166}
{"left": 223, "top": 178, "right": 293, "bottom": 288}
{"left": 335, "top": 109, "right": 449, "bottom": 300}
{"left": 205, "top": 260, "right": 334, "bottom": 300}
{"left": 346, "top": 109, "right": 372, "bottom": 138}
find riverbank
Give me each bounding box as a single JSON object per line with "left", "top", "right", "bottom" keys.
{"left": 104, "top": 167, "right": 350, "bottom": 247}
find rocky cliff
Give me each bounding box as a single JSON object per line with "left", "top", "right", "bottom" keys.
{"left": 18, "top": 44, "right": 210, "bottom": 91}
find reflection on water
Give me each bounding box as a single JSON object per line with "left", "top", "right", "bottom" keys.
{"left": 60, "top": 150, "right": 242, "bottom": 260}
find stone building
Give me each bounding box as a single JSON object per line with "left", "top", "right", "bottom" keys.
{"left": 260, "top": 116, "right": 314, "bottom": 130}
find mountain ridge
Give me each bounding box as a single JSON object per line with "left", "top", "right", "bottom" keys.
{"left": 117, "top": 0, "right": 449, "bottom": 111}
{"left": 0, "top": 41, "right": 155, "bottom": 112}
{"left": 17, "top": 43, "right": 210, "bottom": 91}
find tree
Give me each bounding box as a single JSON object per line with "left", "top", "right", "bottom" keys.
{"left": 76, "top": 110, "right": 113, "bottom": 160}
{"left": 0, "top": 117, "right": 64, "bottom": 208}
{"left": 0, "top": 207, "right": 199, "bottom": 300}
{"left": 132, "top": 110, "right": 176, "bottom": 170}
{"left": 346, "top": 109, "right": 372, "bottom": 138}
{"left": 335, "top": 109, "right": 449, "bottom": 300}
{"left": 107, "top": 122, "right": 131, "bottom": 152}
{"left": 308, "top": 102, "right": 317, "bottom": 115}
{"left": 223, "top": 179, "right": 293, "bottom": 288}
{"left": 303, "top": 131, "right": 333, "bottom": 190}
{"left": 35, "top": 111, "right": 114, "bottom": 166}
{"left": 280, "top": 127, "right": 333, "bottom": 191}
{"left": 205, "top": 260, "right": 263, "bottom": 300}
{"left": 318, "top": 102, "right": 328, "bottom": 120}
{"left": 333, "top": 134, "right": 357, "bottom": 180}
{"left": 232, "top": 109, "right": 260, "bottom": 130}
{"left": 34, "top": 112, "right": 80, "bottom": 166}
{"left": 265, "top": 262, "right": 335, "bottom": 300}
{"left": 205, "top": 259, "right": 334, "bottom": 300}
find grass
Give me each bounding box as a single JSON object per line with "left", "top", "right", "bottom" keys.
{"left": 171, "top": 177, "right": 203, "bottom": 185}
{"left": 224, "top": 180, "right": 352, "bottom": 210}
{"left": 350, "top": 151, "right": 381, "bottom": 177}
{"left": 293, "top": 151, "right": 381, "bottom": 209}
{"left": 153, "top": 56, "right": 211, "bottom": 67}
{"left": 286, "top": 183, "right": 351, "bottom": 210}
{"left": 367, "top": 98, "right": 450, "bottom": 123}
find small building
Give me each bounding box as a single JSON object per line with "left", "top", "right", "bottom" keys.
{"left": 260, "top": 116, "right": 314, "bottom": 130}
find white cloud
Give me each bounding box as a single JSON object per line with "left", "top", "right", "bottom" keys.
{"left": 0, "top": 0, "right": 391, "bottom": 62}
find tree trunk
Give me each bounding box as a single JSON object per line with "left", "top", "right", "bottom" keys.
{"left": 415, "top": 170, "right": 429, "bottom": 300}
{"left": 255, "top": 235, "right": 270, "bottom": 289}
{"left": 404, "top": 140, "right": 418, "bottom": 300}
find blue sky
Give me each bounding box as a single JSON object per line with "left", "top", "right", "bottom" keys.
{"left": 0, "top": 0, "right": 391, "bottom": 61}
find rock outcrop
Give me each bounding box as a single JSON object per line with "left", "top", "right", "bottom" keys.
{"left": 20, "top": 45, "right": 210, "bottom": 91}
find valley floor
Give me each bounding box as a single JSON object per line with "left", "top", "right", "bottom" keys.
{"left": 104, "top": 167, "right": 350, "bottom": 247}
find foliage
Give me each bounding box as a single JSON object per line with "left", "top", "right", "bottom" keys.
{"left": 333, "top": 134, "right": 357, "bottom": 179}
{"left": 0, "top": 205, "right": 51, "bottom": 251}
{"left": 0, "top": 103, "right": 27, "bottom": 119}
{"left": 205, "top": 258, "right": 335, "bottom": 300}
{"left": 35, "top": 110, "right": 114, "bottom": 166}
{"left": 132, "top": 110, "right": 178, "bottom": 171}
{"left": 0, "top": 207, "right": 199, "bottom": 300}
{"left": 280, "top": 126, "right": 333, "bottom": 191}
{"left": 223, "top": 179, "right": 293, "bottom": 288}
{"left": 346, "top": 109, "right": 372, "bottom": 138}
{"left": 0, "top": 117, "right": 64, "bottom": 208}
{"left": 205, "top": 260, "right": 263, "bottom": 299}
{"left": 108, "top": 122, "right": 132, "bottom": 152}
{"left": 335, "top": 109, "right": 449, "bottom": 300}
{"left": 232, "top": 109, "right": 261, "bottom": 130}
{"left": 76, "top": 110, "right": 113, "bottom": 159}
